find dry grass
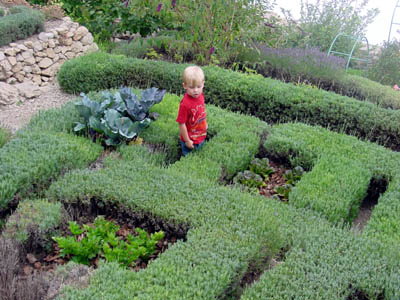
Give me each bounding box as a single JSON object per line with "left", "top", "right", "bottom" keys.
{"left": 0, "top": 237, "right": 48, "bottom": 300}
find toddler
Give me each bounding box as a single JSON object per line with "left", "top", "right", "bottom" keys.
{"left": 176, "top": 66, "right": 207, "bottom": 156}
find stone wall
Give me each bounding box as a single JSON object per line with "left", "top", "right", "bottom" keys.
{"left": 0, "top": 16, "right": 98, "bottom": 107}
{"left": 0, "top": 16, "right": 98, "bottom": 86}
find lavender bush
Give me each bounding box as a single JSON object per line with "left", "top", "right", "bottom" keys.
{"left": 256, "top": 45, "right": 347, "bottom": 88}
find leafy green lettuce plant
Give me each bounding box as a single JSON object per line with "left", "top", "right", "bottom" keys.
{"left": 53, "top": 216, "right": 164, "bottom": 267}
{"left": 283, "top": 166, "right": 304, "bottom": 185}
{"left": 249, "top": 158, "right": 274, "bottom": 179}
{"left": 74, "top": 87, "right": 166, "bottom": 146}
{"left": 233, "top": 170, "right": 265, "bottom": 189}
{"left": 274, "top": 166, "right": 304, "bottom": 202}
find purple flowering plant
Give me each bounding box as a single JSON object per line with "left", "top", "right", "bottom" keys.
{"left": 209, "top": 47, "right": 215, "bottom": 55}
{"left": 255, "top": 45, "right": 347, "bottom": 87}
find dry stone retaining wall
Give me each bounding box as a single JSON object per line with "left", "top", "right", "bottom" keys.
{"left": 0, "top": 16, "right": 98, "bottom": 107}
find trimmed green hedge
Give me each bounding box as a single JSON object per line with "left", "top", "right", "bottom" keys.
{"left": 0, "top": 86, "right": 396, "bottom": 298}
{"left": 254, "top": 58, "right": 400, "bottom": 110}
{"left": 241, "top": 218, "right": 397, "bottom": 299}
{"left": 2, "top": 198, "right": 61, "bottom": 249}
{"left": 141, "top": 93, "right": 268, "bottom": 182}
{"left": 112, "top": 39, "right": 400, "bottom": 110}
{"left": 0, "top": 130, "right": 102, "bottom": 210}
{"left": 43, "top": 94, "right": 400, "bottom": 299}
{"left": 337, "top": 73, "right": 400, "bottom": 109}
{"left": 0, "top": 5, "right": 44, "bottom": 47}
{"left": 264, "top": 122, "right": 400, "bottom": 249}
{"left": 57, "top": 52, "right": 400, "bottom": 152}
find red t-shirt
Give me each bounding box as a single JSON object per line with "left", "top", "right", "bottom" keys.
{"left": 176, "top": 93, "right": 207, "bottom": 144}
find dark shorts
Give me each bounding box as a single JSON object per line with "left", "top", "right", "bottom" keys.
{"left": 181, "top": 140, "right": 205, "bottom": 156}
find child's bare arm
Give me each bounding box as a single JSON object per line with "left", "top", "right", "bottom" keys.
{"left": 178, "top": 123, "right": 194, "bottom": 149}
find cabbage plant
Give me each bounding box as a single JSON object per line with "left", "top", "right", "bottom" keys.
{"left": 74, "top": 87, "right": 166, "bottom": 146}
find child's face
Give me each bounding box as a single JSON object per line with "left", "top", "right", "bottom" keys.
{"left": 183, "top": 81, "right": 204, "bottom": 98}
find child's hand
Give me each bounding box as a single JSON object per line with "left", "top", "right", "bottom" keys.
{"left": 185, "top": 140, "right": 194, "bottom": 149}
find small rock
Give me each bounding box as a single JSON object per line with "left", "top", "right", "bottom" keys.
{"left": 81, "top": 32, "right": 94, "bottom": 46}
{"left": 39, "top": 58, "right": 53, "bottom": 69}
{"left": 26, "top": 253, "right": 37, "bottom": 264}
{"left": 24, "top": 41, "right": 34, "bottom": 48}
{"left": 34, "top": 262, "right": 42, "bottom": 269}
{"left": 17, "top": 44, "right": 28, "bottom": 51}
{"left": 33, "top": 41, "right": 43, "bottom": 51}
{"left": 23, "top": 265, "right": 34, "bottom": 275}
{"left": 21, "top": 51, "right": 33, "bottom": 59}
{"left": 73, "top": 26, "right": 89, "bottom": 41}
{"left": 15, "top": 81, "right": 41, "bottom": 99}
{"left": 0, "top": 82, "right": 19, "bottom": 105}
{"left": 38, "top": 32, "right": 50, "bottom": 42}
{"left": 4, "top": 48, "right": 16, "bottom": 56}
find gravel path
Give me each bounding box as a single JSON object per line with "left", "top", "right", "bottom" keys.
{"left": 0, "top": 82, "right": 77, "bottom": 133}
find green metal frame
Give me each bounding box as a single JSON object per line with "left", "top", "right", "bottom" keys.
{"left": 327, "top": 33, "right": 370, "bottom": 72}
{"left": 388, "top": 0, "right": 400, "bottom": 42}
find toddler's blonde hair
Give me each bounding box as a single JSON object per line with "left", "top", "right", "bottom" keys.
{"left": 183, "top": 66, "right": 204, "bottom": 86}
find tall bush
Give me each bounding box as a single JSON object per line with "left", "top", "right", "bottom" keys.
{"left": 279, "top": 0, "right": 378, "bottom": 52}
{"left": 367, "top": 40, "right": 400, "bottom": 86}
{"left": 256, "top": 45, "right": 346, "bottom": 85}
{"left": 59, "top": 0, "right": 174, "bottom": 42}
{"left": 0, "top": 5, "right": 44, "bottom": 47}
{"left": 165, "top": 0, "right": 275, "bottom": 64}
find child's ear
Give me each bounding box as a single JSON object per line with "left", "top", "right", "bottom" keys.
{"left": 182, "top": 82, "right": 186, "bottom": 89}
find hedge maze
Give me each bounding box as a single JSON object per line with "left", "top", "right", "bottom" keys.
{"left": 1, "top": 52, "right": 400, "bottom": 298}
{"left": 0, "top": 89, "right": 399, "bottom": 299}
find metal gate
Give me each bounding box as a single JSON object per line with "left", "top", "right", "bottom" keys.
{"left": 327, "top": 33, "right": 369, "bottom": 72}
{"left": 388, "top": 0, "right": 400, "bottom": 42}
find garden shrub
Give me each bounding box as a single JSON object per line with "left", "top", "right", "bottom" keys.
{"left": 367, "top": 40, "right": 400, "bottom": 87}
{"left": 255, "top": 46, "right": 347, "bottom": 84}
{"left": 0, "top": 7, "right": 5, "bottom": 17}
{"left": 278, "top": 0, "right": 378, "bottom": 53}
{"left": 241, "top": 219, "right": 396, "bottom": 300}
{"left": 2, "top": 199, "right": 62, "bottom": 250}
{"left": 44, "top": 101, "right": 400, "bottom": 299}
{"left": 112, "top": 35, "right": 195, "bottom": 63}
{"left": 59, "top": 0, "right": 175, "bottom": 42}
{"left": 0, "top": 5, "right": 44, "bottom": 47}
{"left": 252, "top": 45, "right": 400, "bottom": 109}
{"left": 25, "top": 0, "right": 52, "bottom": 5}
{"left": 38, "top": 3, "right": 65, "bottom": 20}
{"left": 23, "top": 100, "right": 79, "bottom": 133}
{"left": 7, "top": 5, "right": 31, "bottom": 14}
{"left": 140, "top": 93, "right": 267, "bottom": 182}
{"left": 113, "top": 40, "right": 400, "bottom": 109}
{"left": 337, "top": 73, "right": 400, "bottom": 109}
{"left": 58, "top": 52, "right": 400, "bottom": 151}
{"left": 0, "top": 130, "right": 102, "bottom": 210}
{"left": 117, "top": 143, "right": 167, "bottom": 168}
{"left": 112, "top": 38, "right": 153, "bottom": 59}
{"left": 0, "top": 85, "right": 394, "bottom": 298}
{"left": 264, "top": 122, "right": 400, "bottom": 249}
